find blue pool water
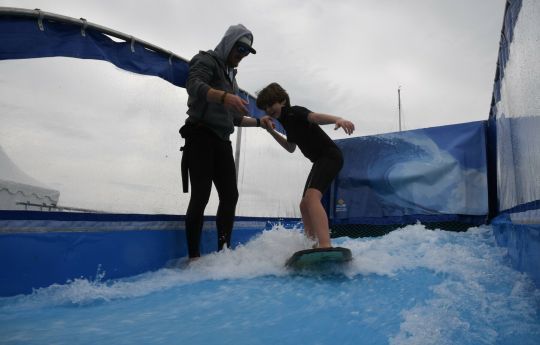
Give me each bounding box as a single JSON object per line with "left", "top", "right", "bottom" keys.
{"left": 1, "top": 224, "right": 539, "bottom": 345}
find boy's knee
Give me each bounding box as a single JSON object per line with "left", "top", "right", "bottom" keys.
{"left": 300, "top": 195, "right": 317, "bottom": 211}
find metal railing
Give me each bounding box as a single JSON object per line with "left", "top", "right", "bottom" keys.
{"left": 15, "top": 201, "right": 104, "bottom": 213}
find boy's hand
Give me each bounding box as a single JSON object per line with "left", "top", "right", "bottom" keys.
{"left": 260, "top": 115, "right": 275, "bottom": 130}
{"left": 335, "top": 118, "right": 355, "bottom": 135}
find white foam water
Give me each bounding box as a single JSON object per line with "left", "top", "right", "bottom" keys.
{"left": 1, "top": 224, "right": 539, "bottom": 345}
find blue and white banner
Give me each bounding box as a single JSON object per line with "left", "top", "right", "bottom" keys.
{"left": 330, "top": 121, "right": 488, "bottom": 224}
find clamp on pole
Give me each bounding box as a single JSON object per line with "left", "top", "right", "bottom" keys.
{"left": 34, "top": 8, "right": 44, "bottom": 31}
{"left": 130, "top": 36, "right": 135, "bottom": 52}
{"left": 80, "top": 18, "right": 88, "bottom": 37}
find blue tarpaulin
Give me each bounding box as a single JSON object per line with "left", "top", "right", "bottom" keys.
{"left": 0, "top": 15, "right": 189, "bottom": 87}
{"left": 0, "top": 10, "right": 264, "bottom": 117}
{"left": 328, "top": 121, "right": 489, "bottom": 226}
{"left": 0, "top": 210, "right": 299, "bottom": 296}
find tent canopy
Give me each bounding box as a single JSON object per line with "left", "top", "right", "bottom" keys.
{"left": 0, "top": 146, "right": 60, "bottom": 209}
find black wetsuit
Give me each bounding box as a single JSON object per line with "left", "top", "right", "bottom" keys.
{"left": 180, "top": 24, "right": 254, "bottom": 259}
{"left": 180, "top": 124, "right": 238, "bottom": 258}
{"left": 277, "top": 105, "right": 344, "bottom": 195}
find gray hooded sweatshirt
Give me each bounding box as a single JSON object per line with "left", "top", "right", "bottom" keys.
{"left": 185, "top": 24, "right": 254, "bottom": 141}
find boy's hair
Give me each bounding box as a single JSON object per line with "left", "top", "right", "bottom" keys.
{"left": 256, "top": 82, "right": 291, "bottom": 110}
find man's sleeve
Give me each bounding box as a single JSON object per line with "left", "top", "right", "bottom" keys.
{"left": 186, "top": 55, "right": 214, "bottom": 100}
{"left": 232, "top": 113, "right": 244, "bottom": 126}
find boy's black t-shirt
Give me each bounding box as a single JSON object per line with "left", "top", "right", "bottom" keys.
{"left": 277, "top": 105, "right": 339, "bottom": 162}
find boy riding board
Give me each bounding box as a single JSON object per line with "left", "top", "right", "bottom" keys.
{"left": 256, "top": 83, "right": 355, "bottom": 249}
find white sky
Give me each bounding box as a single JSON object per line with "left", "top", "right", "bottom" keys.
{"left": 0, "top": 0, "right": 506, "bottom": 216}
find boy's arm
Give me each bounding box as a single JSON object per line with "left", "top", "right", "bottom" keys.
{"left": 307, "top": 112, "right": 355, "bottom": 135}
{"left": 238, "top": 116, "right": 275, "bottom": 130}
{"left": 266, "top": 127, "right": 296, "bottom": 153}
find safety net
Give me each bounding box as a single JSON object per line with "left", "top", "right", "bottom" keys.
{"left": 488, "top": 0, "right": 540, "bottom": 221}
{"left": 487, "top": 0, "right": 540, "bottom": 285}
{"left": 0, "top": 7, "right": 307, "bottom": 218}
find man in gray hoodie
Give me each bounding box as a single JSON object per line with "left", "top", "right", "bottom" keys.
{"left": 180, "top": 24, "right": 270, "bottom": 260}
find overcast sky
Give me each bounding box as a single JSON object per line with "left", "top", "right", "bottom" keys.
{"left": 0, "top": 0, "right": 506, "bottom": 216}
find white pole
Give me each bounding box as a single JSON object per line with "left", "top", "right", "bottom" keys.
{"left": 234, "top": 127, "right": 242, "bottom": 183}
{"left": 398, "top": 86, "right": 402, "bottom": 132}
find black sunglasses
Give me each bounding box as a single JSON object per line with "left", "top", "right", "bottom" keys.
{"left": 235, "top": 44, "right": 251, "bottom": 56}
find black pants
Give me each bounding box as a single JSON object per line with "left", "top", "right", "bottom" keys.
{"left": 181, "top": 124, "right": 238, "bottom": 258}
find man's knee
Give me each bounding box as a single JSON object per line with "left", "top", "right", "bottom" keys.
{"left": 225, "top": 189, "right": 239, "bottom": 205}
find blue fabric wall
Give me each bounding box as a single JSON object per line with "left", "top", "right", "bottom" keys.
{"left": 487, "top": 0, "right": 540, "bottom": 287}
{"left": 328, "top": 121, "right": 489, "bottom": 226}
{"left": 0, "top": 16, "right": 189, "bottom": 87}
{"left": 492, "top": 214, "right": 540, "bottom": 287}
{"left": 0, "top": 211, "right": 300, "bottom": 296}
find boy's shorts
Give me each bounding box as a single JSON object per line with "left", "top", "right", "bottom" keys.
{"left": 303, "top": 148, "right": 344, "bottom": 196}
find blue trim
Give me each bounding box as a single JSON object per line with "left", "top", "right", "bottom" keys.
{"left": 499, "top": 200, "right": 540, "bottom": 216}
{"left": 0, "top": 210, "right": 184, "bottom": 222}
{"left": 0, "top": 210, "right": 300, "bottom": 225}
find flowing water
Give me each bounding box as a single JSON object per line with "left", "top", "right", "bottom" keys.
{"left": 1, "top": 224, "right": 539, "bottom": 345}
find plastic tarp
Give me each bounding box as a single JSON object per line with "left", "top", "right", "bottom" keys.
{"left": 488, "top": 0, "right": 540, "bottom": 288}
{"left": 489, "top": 0, "right": 540, "bottom": 216}
{"left": 328, "top": 121, "right": 488, "bottom": 225}
{"left": 0, "top": 14, "right": 188, "bottom": 87}
{"left": 0, "top": 10, "right": 264, "bottom": 118}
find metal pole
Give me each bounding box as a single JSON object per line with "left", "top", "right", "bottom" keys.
{"left": 398, "top": 86, "right": 402, "bottom": 132}
{"left": 234, "top": 127, "right": 242, "bottom": 183}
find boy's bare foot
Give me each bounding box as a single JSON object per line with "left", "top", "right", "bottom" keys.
{"left": 312, "top": 243, "right": 332, "bottom": 249}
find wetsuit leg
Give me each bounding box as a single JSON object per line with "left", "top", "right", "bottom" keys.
{"left": 303, "top": 148, "right": 344, "bottom": 195}
{"left": 212, "top": 141, "right": 239, "bottom": 251}
{"left": 184, "top": 132, "right": 214, "bottom": 258}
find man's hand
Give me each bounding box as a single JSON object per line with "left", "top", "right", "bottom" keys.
{"left": 335, "top": 118, "right": 355, "bottom": 135}
{"left": 260, "top": 115, "right": 275, "bottom": 130}
{"left": 223, "top": 93, "right": 249, "bottom": 115}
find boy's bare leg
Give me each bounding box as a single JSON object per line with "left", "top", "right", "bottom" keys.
{"left": 300, "top": 197, "right": 318, "bottom": 249}
{"left": 300, "top": 195, "right": 315, "bottom": 241}
{"left": 301, "top": 188, "right": 332, "bottom": 248}
{"left": 301, "top": 206, "right": 315, "bottom": 241}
